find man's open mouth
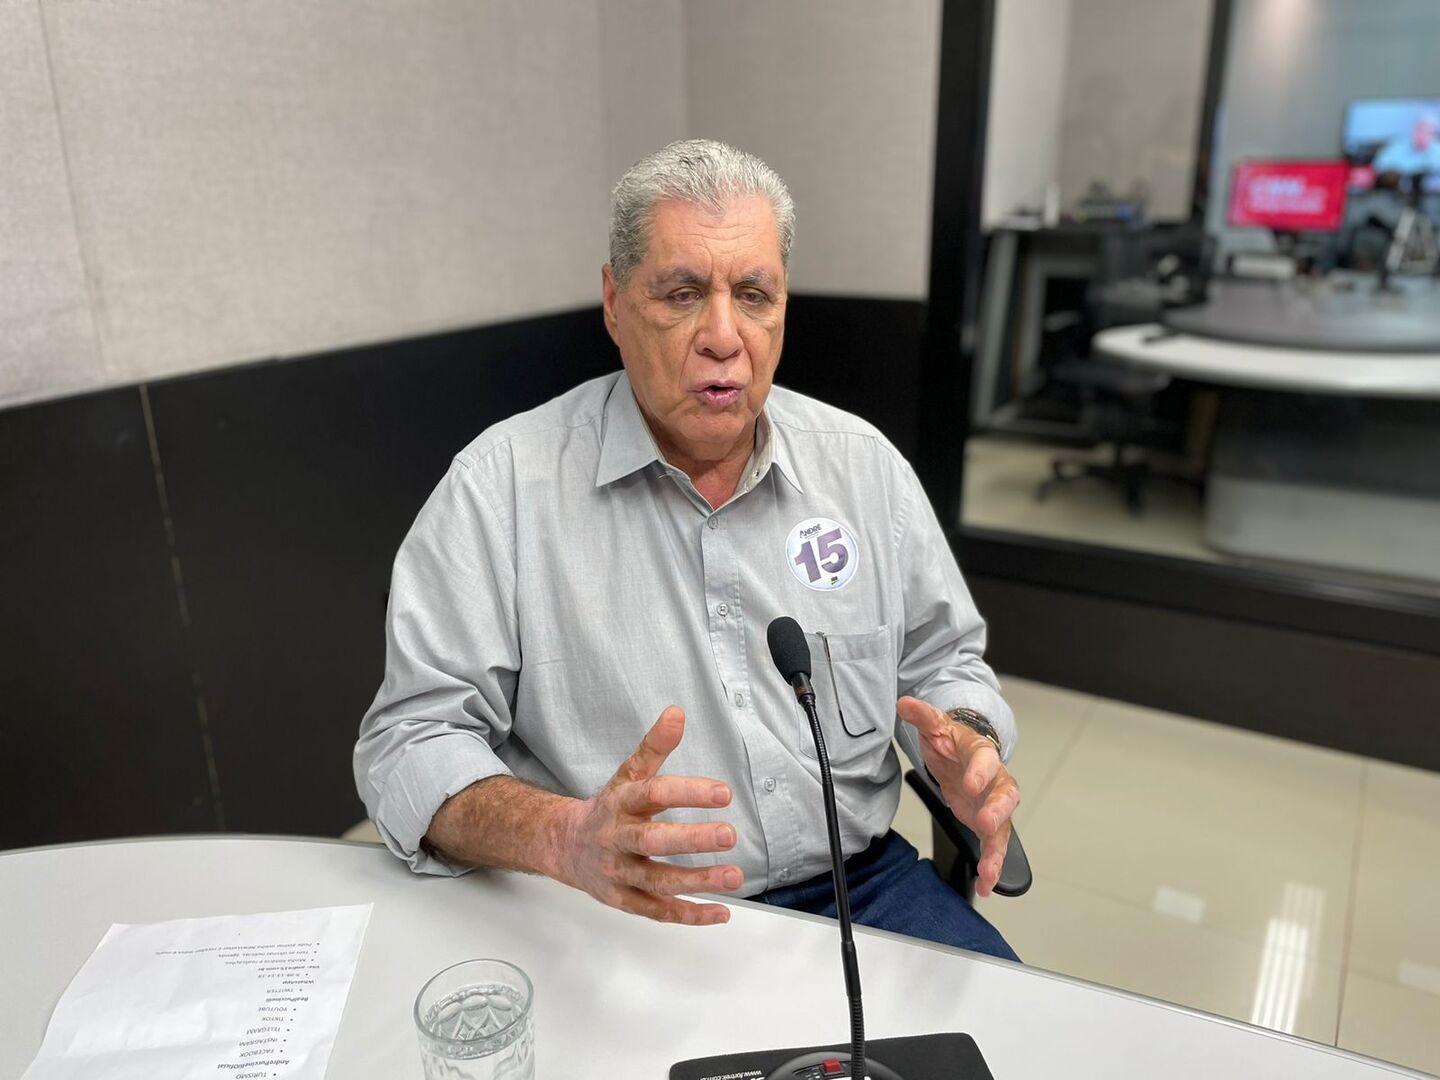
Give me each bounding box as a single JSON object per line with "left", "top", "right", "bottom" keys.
{"left": 695, "top": 385, "right": 743, "bottom": 406}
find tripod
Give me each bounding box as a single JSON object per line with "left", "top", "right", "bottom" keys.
{"left": 1378, "top": 173, "right": 1439, "bottom": 291}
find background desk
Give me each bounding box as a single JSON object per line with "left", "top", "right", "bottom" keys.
{"left": 1094, "top": 324, "right": 1440, "bottom": 398}
{"left": 1163, "top": 277, "right": 1440, "bottom": 356}
{"left": 1095, "top": 318, "right": 1440, "bottom": 584}
{"left": 1, "top": 836, "right": 1424, "bottom": 1078}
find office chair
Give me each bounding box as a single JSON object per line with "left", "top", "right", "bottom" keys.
{"left": 1035, "top": 226, "right": 1210, "bottom": 513}
{"left": 904, "top": 768, "right": 1032, "bottom": 901}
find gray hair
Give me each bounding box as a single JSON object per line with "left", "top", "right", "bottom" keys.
{"left": 608, "top": 139, "right": 795, "bottom": 286}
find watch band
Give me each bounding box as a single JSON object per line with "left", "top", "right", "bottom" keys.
{"left": 947, "top": 706, "right": 1002, "bottom": 753}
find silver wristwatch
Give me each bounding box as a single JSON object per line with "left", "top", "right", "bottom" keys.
{"left": 947, "top": 707, "right": 1002, "bottom": 753}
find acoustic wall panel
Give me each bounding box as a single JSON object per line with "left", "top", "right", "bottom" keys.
{"left": 597, "top": 0, "right": 687, "bottom": 188}
{"left": 0, "top": 0, "right": 101, "bottom": 409}
{"left": 40, "top": 0, "right": 612, "bottom": 389}
{"left": 685, "top": 0, "right": 942, "bottom": 300}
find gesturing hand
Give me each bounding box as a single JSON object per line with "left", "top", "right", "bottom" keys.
{"left": 896, "top": 696, "right": 1020, "bottom": 897}
{"left": 554, "top": 706, "right": 743, "bottom": 925}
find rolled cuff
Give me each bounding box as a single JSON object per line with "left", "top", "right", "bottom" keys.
{"left": 373, "top": 732, "right": 513, "bottom": 876}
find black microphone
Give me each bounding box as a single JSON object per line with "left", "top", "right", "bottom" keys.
{"left": 766, "top": 616, "right": 816, "bottom": 703}
{"left": 670, "top": 620, "right": 993, "bottom": 1080}
{"left": 764, "top": 617, "right": 881, "bottom": 1080}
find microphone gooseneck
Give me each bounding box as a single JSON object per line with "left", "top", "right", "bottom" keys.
{"left": 766, "top": 617, "right": 868, "bottom": 1080}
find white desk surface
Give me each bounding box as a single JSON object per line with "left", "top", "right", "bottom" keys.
{"left": 1095, "top": 323, "right": 1440, "bottom": 398}
{"left": 1, "top": 836, "right": 1425, "bottom": 1079}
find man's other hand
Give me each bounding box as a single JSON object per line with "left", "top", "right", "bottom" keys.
{"left": 896, "top": 696, "right": 1020, "bottom": 898}
{"left": 554, "top": 706, "right": 743, "bottom": 925}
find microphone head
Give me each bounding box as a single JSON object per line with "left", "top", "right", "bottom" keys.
{"left": 767, "top": 616, "right": 812, "bottom": 684}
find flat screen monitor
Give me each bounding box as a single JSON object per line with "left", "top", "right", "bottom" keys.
{"left": 1343, "top": 98, "right": 1440, "bottom": 192}
{"left": 1227, "top": 160, "right": 1350, "bottom": 233}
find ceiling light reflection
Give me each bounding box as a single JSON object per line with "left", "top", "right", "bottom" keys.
{"left": 1249, "top": 881, "right": 1325, "bottom": 1034}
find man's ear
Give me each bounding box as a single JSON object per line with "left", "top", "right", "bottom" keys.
{"left": 601, "top": 264, "right": 621, "bottom": 346}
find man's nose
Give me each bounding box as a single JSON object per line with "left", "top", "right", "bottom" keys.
{"left": 696, "top": 293, "right": 743, "bottom": 360}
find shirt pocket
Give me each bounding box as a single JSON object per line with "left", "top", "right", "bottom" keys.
{"left": 797, "top": 624, "right": 895, "bottom": 770}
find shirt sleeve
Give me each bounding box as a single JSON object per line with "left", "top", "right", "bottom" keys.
{"left": 891, "top": 458, "right": 1017, "bottom": 767}
{"left": 353, "top": 455, "right": 520, "bottom": 875}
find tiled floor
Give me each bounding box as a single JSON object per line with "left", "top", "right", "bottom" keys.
{"left": 894, "top": 676, "right": 1440, "bottom": 1076}
{"left": 346, "top": 675, "right": 1440, "bottom": 1075}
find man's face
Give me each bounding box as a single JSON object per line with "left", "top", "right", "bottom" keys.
{"left": 602, "top": 196, "right": 787, "bottom": 466}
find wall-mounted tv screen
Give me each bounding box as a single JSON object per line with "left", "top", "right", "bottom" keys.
{"left": 1343, "top": 98, "right": 1440, "bottom": 193}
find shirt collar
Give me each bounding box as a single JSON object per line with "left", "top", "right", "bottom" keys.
{"left": 595, "top": 371, "right": 804, "bottom": 494}
{"left": 758, "top": 404, "right": 804, "bottom": 494}
{"left": 594, "top": 373, "right": 664, "bottom": 487}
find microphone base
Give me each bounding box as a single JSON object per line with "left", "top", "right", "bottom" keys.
{"left": 670, "top": 1032, "right": 994, "bottom": 1080}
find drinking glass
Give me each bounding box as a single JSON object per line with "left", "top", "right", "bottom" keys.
{"left": 414, "top": 959, "right": 534, "bottom": 1079}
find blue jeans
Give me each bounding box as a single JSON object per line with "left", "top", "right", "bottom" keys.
{"left": 751, "top": 831, "right": 1020, "bottom": 962}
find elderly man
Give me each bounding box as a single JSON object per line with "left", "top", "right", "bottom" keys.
{"left": 354, "top": 140, "right": 1020, "bottom": 960}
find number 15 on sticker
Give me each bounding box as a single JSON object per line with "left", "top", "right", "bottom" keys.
{"left": 786, "top": 517, "right": 859, "bottom": 592}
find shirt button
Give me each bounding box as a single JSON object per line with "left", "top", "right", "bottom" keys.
{"left": 717, "top": 602, "right": 729, "bottom": 617}
{"left": 733, "top": 692, "right": 745, "bottom": 708}
{"left": 778, "top": 869, "right": 790, "bottom": 882}
{"left": 707, "top": 517, "right": 720, "bottom": 530}
{"left": 763, "top": 777, "right": 776, "bottom": 792}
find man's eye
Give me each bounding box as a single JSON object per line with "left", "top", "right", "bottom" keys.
{"left": 670, "top": 289, "right": 702, "bottom": 304}
{"left": 739, "top": 289, "right": 771, "bottom": 306}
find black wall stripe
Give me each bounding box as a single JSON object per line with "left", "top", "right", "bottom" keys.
{"left": 0, "top": 296, "right": 926, "bottom": 842}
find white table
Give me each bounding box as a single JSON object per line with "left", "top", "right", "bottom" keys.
{"left": 1, "top": 836, "right": 1425, "bottom": 1079}
{"left": 1093, "top": 323, "right": 1440, "bottom": 398}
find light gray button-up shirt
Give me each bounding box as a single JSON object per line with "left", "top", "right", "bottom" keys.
{"left": 354, "top": 371, "right": 1015, "bottom": 892}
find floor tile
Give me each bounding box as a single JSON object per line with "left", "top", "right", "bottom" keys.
{"left": 1017, "top": 698, "right": 1365, "bottom": 966}
{"left": 1336, "top": 970, "right": 1440, "bottom": 1076}
{"left": 978, "top": 872, "right": 1344, "bottom": 1044}
{"left": 994, "top": 675, "right": 1096, "bottom": 828}
{"left": 1348, "top": 761, "right": 1440, "bottom": 989}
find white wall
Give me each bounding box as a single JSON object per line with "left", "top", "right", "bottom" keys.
{"left": 1056, "top": 0, "right": 1212, "bottom": 222}
{"left": 685, "top": 0, "right": 942, "bottom": 299}
{"left": 0, "top": 1, "right": 101, "bottom": 407}
{"left": 1207, "top": 0, "right": 1440, "bottom": 254}
{"left": 3, "top": 0, "right": 943, "bottom": 410}
{"left": 983, "top": 0, "right": 1211, "bottom": 228}
{"left": 599, "top": 0, "right": 687, "bottom": 195}
{"left": 983, "top": 0, "right": 1074, "bottom": 228}
{"left": 3, "top": 0, "right": 686, "bottom": 411}
{"left": 32, "top": 0, "right": 619, "bottom": 403}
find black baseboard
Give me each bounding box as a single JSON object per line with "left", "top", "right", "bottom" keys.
{"left": 144, "top": 307, "right": 621, "bottom": 836}
{"left": 0, "top": 295, "right": 926, "bottom": 845}
{"left": 779, "top": 294, "right": 925, "bottom": 459}
{"left": 6, "top": 290, "right": 1433, "bottom": 850}
{"left": 0, "top": 387, "right": 214, "bottom": 849}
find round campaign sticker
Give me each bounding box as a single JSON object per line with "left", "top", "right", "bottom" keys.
{"left": 786, "top": 517, "right": 859, "bottom": 592}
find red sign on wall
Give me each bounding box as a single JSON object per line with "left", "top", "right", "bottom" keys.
{"left": 1228, "top": 161, "right": 1350, "bottom": 232}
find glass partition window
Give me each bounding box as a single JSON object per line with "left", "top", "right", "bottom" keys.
{"left": 966, "top": 0, "right": 1440, "bottom": 598}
